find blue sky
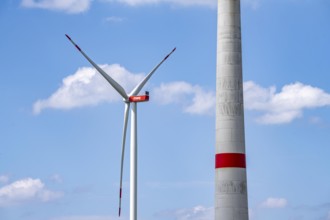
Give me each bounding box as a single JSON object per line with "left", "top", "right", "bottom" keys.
{"left": 1, "top": 0, "right": 330, "bottom": 220}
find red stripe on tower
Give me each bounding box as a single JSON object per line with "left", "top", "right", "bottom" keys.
{"left": 215, "top": 153, "right": 246, "bottom": 168}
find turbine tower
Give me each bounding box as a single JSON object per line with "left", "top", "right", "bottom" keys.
{"left": 66, "top": 34, "right": 176, "bottom": 220}
{"left": 215, "top": 0, "right": 249, "bottom": 219}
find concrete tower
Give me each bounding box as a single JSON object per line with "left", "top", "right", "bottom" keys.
{"left": 215, "top": 0, "right": 249, "bottom": 219}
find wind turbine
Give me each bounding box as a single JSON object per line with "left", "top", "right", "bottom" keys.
{"left": 65, "top": 34, "right": 176, "bottom": 220}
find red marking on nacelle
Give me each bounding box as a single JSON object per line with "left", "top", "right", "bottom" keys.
{"left": 129, "top": 95, "right": 149, "bottom": 102}
{"left": 215, "top": 153, "right": 246, "bottom": 168}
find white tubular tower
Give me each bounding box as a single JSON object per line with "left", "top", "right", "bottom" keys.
{"left": 130, "top": 102, "right": 137, "bottom": 220}
{"left": 215, "top": 0, "right": 249, "bottom": 220}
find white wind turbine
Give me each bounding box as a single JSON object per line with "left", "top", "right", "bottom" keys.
{"left": 65, "top": 34, "right": 176, "bottom": 220}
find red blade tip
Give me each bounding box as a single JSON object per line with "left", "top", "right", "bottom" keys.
{"left": 164, "top": 47, "right": 176, "bottom": 60}
{"left": 75, "top": 44, "right": 81, "bottom": 51}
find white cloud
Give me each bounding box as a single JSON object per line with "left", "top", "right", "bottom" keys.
{"left": 21, "top": 0, "right": 261, "bottom": 13}
{"left": 50, "top": 174, "right": 63, "bottom": 183}
{"left": 0, "top": 175, "right": 9, "bottom": 184}
{"left": 49, "top": 216, "right": 123, "bottom": 220}
{"left": 155, "top": 205, "right": 213, "bottom": 220}
{"left": 248, "top": 208, "right": 254, "bottom": 219}
{"left": 20, "top": 0, "right": 92, "bottom": 14}
{"left": 243, "top": 0, "right": 260, "bottom": 9}
{"left": 106, "top": 0, "right": 216, "bottom": 7}
{"left": 153, "top": 81, "right": 215, "bottom": 115}
{"left": 309, "top": 116, "right": 322, "bottom": 124}
{"left": 106, "top": 0, "right": 260, "bottom": 8}
{"left": 34, "top": 67, "right": 330, "bottom": 124}
{"left": 154, "top": 81, "right": 330, "bottom": 121}
{"left": 146, "top": 180, "right": 212, "bottom": 189}
{"left": 105, "top": 16, "right": 125, "bottom": 23}
{"left": 33, "top": 68, "right": 215, "bottom": 115}
{"left": 261, "top": 197, "right": 288, "bottom": 208}
{"left": 244, "top": 81, "right": 330, "bottom": 124}
{"left": 33, "top": 64, "right": 144, "bottom": 114}
{"left": 146, "top": 80, "right": 330, "bottom": 121}
{"left": 0, "top": 178, "right": 63, "bottom": 207}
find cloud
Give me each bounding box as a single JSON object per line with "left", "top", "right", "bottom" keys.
{"left": 33, "top": 64, "right": 144, "bottom": 114}
{"left": 309, "top": 116, "right": 322, "bottom": 124}
{"left": 248, "top": 208, "right": 254, "bottom": 219}
{"left": 34, "top": 66, "right": 330, "bottom": 124}
{"left": 20, "top": 0, "right": 92, "bottom": 14}
{"left": 153, "top": 81, "right": 215, "bottom": 115}
{"left": 72, "top": 184, "right": 93, "bottom": 194}
{"left": 0, "top": 178, "right": 63, "bottom": 207}
{"left": 145, "top": 180, "right": 212, "bottom": 189}
{"left": 242, "top": 0, "right": 260, "bottom": 9}
{"left": 21, "top": 0, "right": 261, "bottom": 13}
{"left": 261, "top": 197, "right": 288, "bottom": 208}
{"left": 49, "top": 216, "right": 122, "bottom": 220}
{"left": 154, "top": 205, "right": 213, "bottom": 220}
{"left": 155, "top": 81, "right": 330, "bottom": 122}
{"left": 105, "top": 0, "right": 216, "bottom": 7}
{"left": 105, "top": 16, "right": 125, "bottom": 23}
{"left": 50, "top": 174, "right": 63, "bottom": 183}
{"left": 33, "top": 66, "right": 214, "bottom": 116}
{"left": 106, "top": 0, "right": 260, "bottom": 8}
{"left": 244, "top": 81, "right": 330, "bottom": 124}
{"left": 0, "top": 175, "right": 9, "bottom": 184}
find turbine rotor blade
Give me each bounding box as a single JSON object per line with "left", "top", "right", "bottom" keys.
{"left": 65, "top": 34, "right": 128, "bottom": 100}
{"left": 118, "top": 102, "right": 130, "bottom": 217}
{"left": 129, "top": 47, "right": 176, "bottom": 96}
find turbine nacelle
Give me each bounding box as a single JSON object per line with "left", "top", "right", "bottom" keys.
{"left": 129, "top": 91, "right": 150, "bottom": 103}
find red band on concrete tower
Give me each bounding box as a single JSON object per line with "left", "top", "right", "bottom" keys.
{"left": 215, "top": 153, "right": 246, "bottom": 168}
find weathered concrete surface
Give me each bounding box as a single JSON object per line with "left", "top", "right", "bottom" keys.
{"left": 215, "top": 0, "right": 249, "bottom": 219}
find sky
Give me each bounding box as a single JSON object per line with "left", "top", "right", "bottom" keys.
{"left": 1, "top": 0, "right": 330, "bottom": 220}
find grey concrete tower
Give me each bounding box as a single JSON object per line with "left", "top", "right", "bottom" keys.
{"left": 215, "top": 0, "right": 249, "bottom": 219}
